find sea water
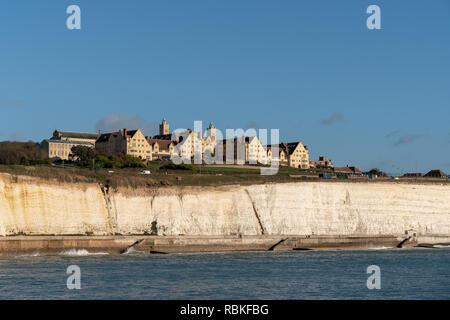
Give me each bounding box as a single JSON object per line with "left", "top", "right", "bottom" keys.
{"left": 0, "top": 248, "right": 449, "bottom": 299}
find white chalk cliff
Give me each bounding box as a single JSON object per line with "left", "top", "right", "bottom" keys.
{"left": 0, "top": 173, "right": 449, "bottom": 237}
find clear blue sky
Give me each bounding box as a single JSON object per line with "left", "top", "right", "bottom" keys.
{"left": 1, "top": 0, "right": 449, "bottom": 174}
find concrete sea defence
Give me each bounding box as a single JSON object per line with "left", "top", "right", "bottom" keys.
{"left": 0, "top": 173, "right": 449, "bottom": 254}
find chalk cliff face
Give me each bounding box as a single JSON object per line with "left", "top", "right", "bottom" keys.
{"left": 0, "top": 174, "right": 111, "bottom": 236}
{"left": 0, "top": 173, "right": 449, "bottom": 237}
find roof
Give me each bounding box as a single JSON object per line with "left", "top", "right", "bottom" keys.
{"left": 334, "top": 166, "right": 362, "bottom": 174}
{"left": 266, "top": 144, "right": 286, "bottom": 156}
{"left": 96, "top": 132, "right": 120, "bottom": 143}
{"left": 53, "top": 130, "right": 99, "bottom": 140}
{"left": 349, "top": 166, "right": 362, "bottom": 174}
{"left": 152, "top": 134, "right": 172, "bottom": 140}
{"left": 333, "top": 167, "right": 354, "bottom": 173}
{"left": 42, "top": 139, "right": 94, "bottom": 146}
{"left": 267, "top": 141, "right": 307, "bottom": 155}
{"left": 403, "top": 172, "right": 424, "bottom": 177}
{"left": 220, "top": 136, "right": 254, "bottom": 144}
{"left": 284, "top": 142, "right": 298, "bottom": 155}
{"left": 96, "top": 129, "right": 140, "bottom": 143}
{"left": 125, "top": 130, "right": 138, "bottom": 138}
{"left": 152, "top": 131, "right": 190, "bottom": 142}
{"left": 146, "top": 138, "right": 174, "bottom": 150}
{"left": 424, "top": 170, "right": 447, "bottom": 177}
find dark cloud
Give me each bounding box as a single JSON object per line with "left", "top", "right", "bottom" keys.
{"left": 386, "top": 130, "right": 400, "bottom": 138}
{"left": 94, "top": 114, "right": 158, "bottom": 136}
{"left": 320, "top": 113, "right": 343, "bottom": 126}
{"left": 9, "top": 132, "right": 26, "bottom": 142}
{"left": 393, "top": 135, "right": 421, "bottom": 146}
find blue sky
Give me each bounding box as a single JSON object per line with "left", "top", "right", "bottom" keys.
{"left": 0, "top": 0, "right": 449, "bottom": 174}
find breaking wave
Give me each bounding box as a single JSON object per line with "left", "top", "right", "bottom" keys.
{"left": 433, "top": 244, "right": 450, "bottom": 248}
{"left": 19, "top": 252, "right": 42, "bottom": 257}
{"left": 369, "top": 246, "right": 394, "bottom": 250}
{"left": 59, "top": 249, "right": 109, "bottom": 256}
{"left": 122, "top": 246, "right": 136, "bottom": 255}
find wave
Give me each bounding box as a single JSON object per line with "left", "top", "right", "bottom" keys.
{"left": 369, "top": 246, "right": 394, "bottom": 250}
{"left": 433, "top": 244, "right": 450, "bottom": 248}
{"left": 122, "top": 246, "right": 136, "bottom": 255}
{"left": 59, "top": 249, "right": 109, "bottom": 256}
{"left": 18, "top": 252, "right": 42, "bottom": 257}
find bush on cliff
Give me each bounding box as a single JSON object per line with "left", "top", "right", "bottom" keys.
{"left": 0, "top": 142, "right": 46, "bottom": 165}
{"left": 92, "top": 153, "right": 147, "bottom": 169}
{"left": 159, "top": 163, "right": 197, "bottom": 171}
{"left": 95, "top": 155, "right": 123, "bottom": 169}
{"left": 123, "top": 155, "right": 147, "bottom": 168}
{"left": 70, "top": 145, "right": 96, "bottom": 167}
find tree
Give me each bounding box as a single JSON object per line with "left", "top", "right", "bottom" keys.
{"left": 70, "top": 146, "right": 95, "bottom": 167}
{"left": 368, "top": 168, "right": 387, "bottom": 177}
{"left": 124, "top": 155, "right": 147, "bottom": 168}
{"left": 0, "top": 142, "right": 45, "bottom": 165}
{"left": 95, "top": 155, "right": 122, "bottom": 169}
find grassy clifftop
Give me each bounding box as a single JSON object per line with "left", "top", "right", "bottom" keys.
{"left": 0, "top": 163, "right": 314, "bottom": 188}
{"left": 1, "top": 163, "right": 448, "bottom": 189}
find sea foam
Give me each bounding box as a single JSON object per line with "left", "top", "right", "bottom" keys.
{"left": 59, "top": 249, "right": 109, "bottom": 256}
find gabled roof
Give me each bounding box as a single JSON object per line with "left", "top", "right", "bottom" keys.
{"left": 266, "top": 141, "right": 307, "bottom": 155}
{"left": 146, "top": 138, "right": 174, "bottom": 150}
{"left": 125, "top": 130, "right": 138, "bottom": 138}
{"left": 284, "top": 142, "right": 298, "bottom": 155}
{"left": 266, "top": 144, "right": 286, "bottom": 156}
{"left": 349, "top": 166, "right": 362, "bottom": 174}
{"left": 96, "top": 129, "right": 141, "bottom": 143}
{"left": 96, "top": 132, "right": 119, "bottom": 143}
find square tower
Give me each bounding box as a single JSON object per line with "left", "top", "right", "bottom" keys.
{"left": 159, "top": 118, "right": 170, "bottom": 135}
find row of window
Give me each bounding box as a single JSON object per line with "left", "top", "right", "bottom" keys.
{"left": 132, "top": 143, "right": 150, "bottom": 148}
{"left": 49, "top": 144, "right": 74, "bottom": 150}
{"left": 50, "top": 151, "right": 68, "bottom": 156}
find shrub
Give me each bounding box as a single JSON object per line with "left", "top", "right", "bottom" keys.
{"left": 124, "top": 155, "right": 147, "bottom": 168}
{"left": 0, "top": 142, "right": 45, "bottom": 165}
{"left": 159, "top": 163, "right": 197, "bottom": 171}
{"left": 70, "top": 145, "right": 95, "bottom": 167}
{"left": 95, "top": 155, "right": 122, "bottom": 169}
{"left": 27, "top": 159, "right": 51, "bottom": 165}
